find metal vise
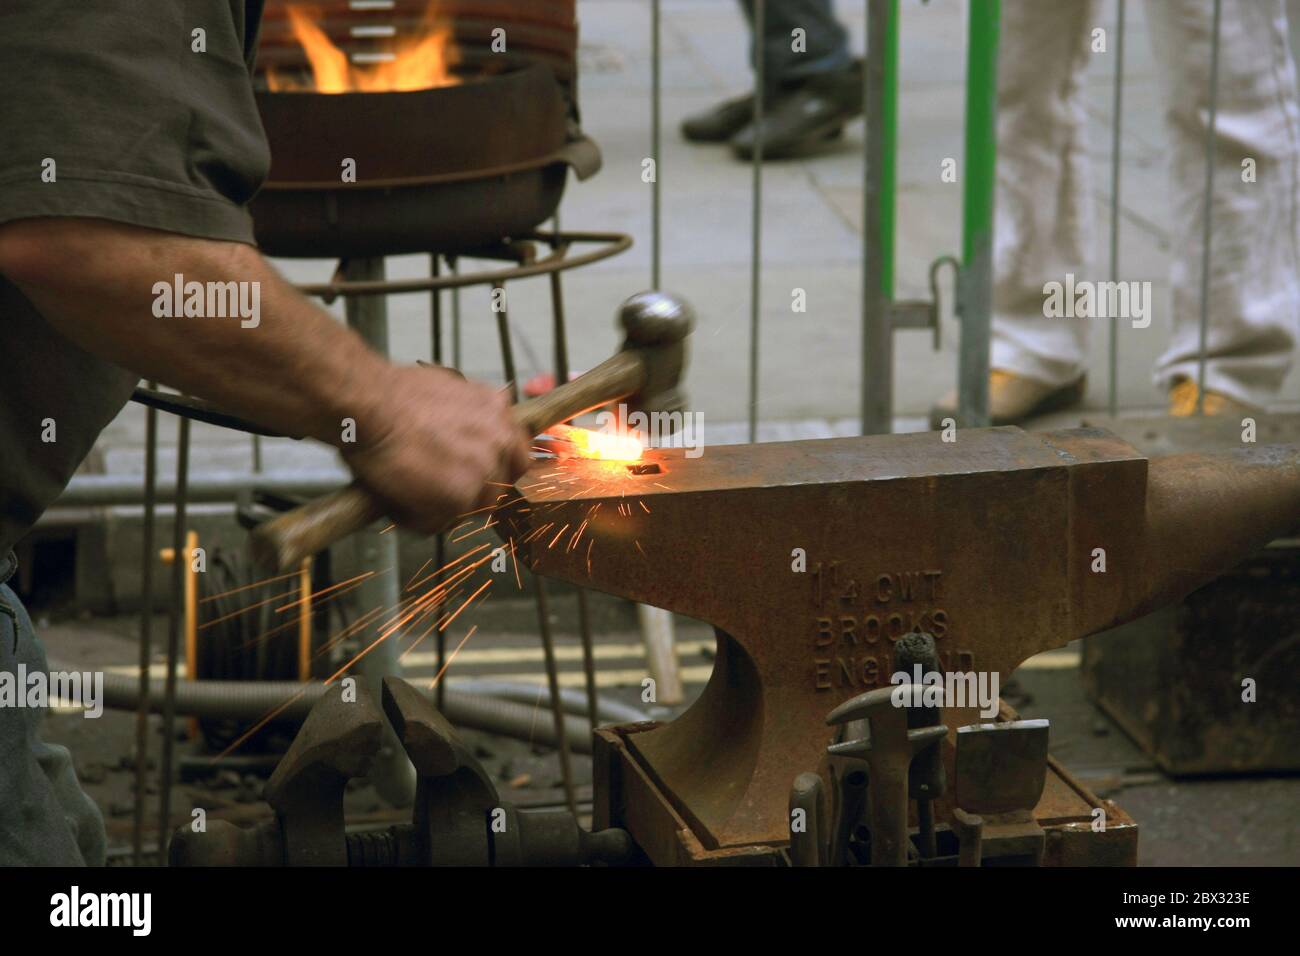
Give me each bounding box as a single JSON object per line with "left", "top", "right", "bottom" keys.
{"left": 499, "top": 426, "right": 1300, "bottom": 861}
{"left": 169, "top": 678, "right": 633, "bottom": 867}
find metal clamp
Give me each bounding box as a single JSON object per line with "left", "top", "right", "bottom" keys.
{"left": 887, "top": 254, "right": 961, "bottom": 352}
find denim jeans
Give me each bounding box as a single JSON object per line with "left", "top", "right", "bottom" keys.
{"left": 740, "top": 0, "right": 853, "bottom": 90}
{"left": 0, "top": 552, "right": 106, "bottom": 865}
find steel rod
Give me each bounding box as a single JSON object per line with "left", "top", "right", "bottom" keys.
{"left": 489, "top": 273, "right": 572, "bottom": 785}
{"left": 548, "top": 264, "right": 600, "bottom": 727}
{"left": 651, "top": 0, "right": 662, "bottom": 290}
{"left": 295, "top": 231, "right": 632, "bottom": 299}
{"left": 430, "top": 531, "right": 447, "bottom": 712}
{"left": 1196, "top": 0, "right": 1223, "bottom": 415}
{"left": 494, "top": 282, "right": 519, "bottom": 403}
{"left": 575, "top": 590, "right": 599, "bottom": 730}
{"left": 57, "top": 469, "right": 348, "bottom": 507}
{"left": 958, "top": 0, "right": 1001, "bottom": 428}
{"left": 431, "top": 253, "right": 447, "bottom": 711}
{"left": 1107, "top": 0, "right": 1126, "bottom": 417}
{"left": 131, "top": 390, "right": 158, "bottom": 866}
{"left": 549, "top": 266, "right": 571, "bottom": 390}
{"left": 748, "top": 0, "right": 765, "bottom": 443}
{"left": 451, "top": 257, "right": 462, "bottom": 370}
{"left": 344, "top": 257, "right": 415, "bottom": 808}
{"left": 156, "top": 413, "right": 190, "bottom": 857}
{"left": 533, "top": 576, "right": 578, "bottom": 815}
{"left": 430, "top": 254, "right": 443, "bottom": 365}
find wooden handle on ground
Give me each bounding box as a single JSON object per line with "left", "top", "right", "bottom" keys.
{"left": 250, "top": 351, "right": 648, "bottom": 571}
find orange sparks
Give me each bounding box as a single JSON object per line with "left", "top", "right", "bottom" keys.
{"left": 314, "top": 605, "right": 384, "bottom": 660}
{"left": 215, "top": 689, "right": 311, "bottom": 761}
{"left": 199, "top": 588, "right": 298, "bottom": 631}
{"left": 509, "top": 538, "right": 522, "bottom": 590}
{"left": 567, "top": 519, "right": 589, "bottom": 552}
{"left": 405, "top": 542, "right": 490, "bottom": 592}
{"left": 439, "top": 579, "right": 492, "bottom": 632}
{"left": 451, "top": 523, "right": 485, "bottom": 544}
{"left": 429, "top": 625, "right": 478, "bottom": 689}
{"left": 274, "top": 570, "right": 375, "bottom": 613}
{"left": 199, "top": 569, "right": 302, "bottom": 605}
{"left": 524, "top": 522, "right": 554, "bottom": 544}
{"left": 404, "top": 557, "right": 434, "bottom": 591}
{"left": 237, "top": 614, "right": 304, "bottom": 651}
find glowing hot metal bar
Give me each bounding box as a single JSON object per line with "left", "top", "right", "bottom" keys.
{"left": 544, "top": 423, "right": 644, "bottom": 463}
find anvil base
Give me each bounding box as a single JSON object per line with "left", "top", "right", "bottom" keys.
{"left": 593, "top": 710, "right": 1139, "bottom": 867}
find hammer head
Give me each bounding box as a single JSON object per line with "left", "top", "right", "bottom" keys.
{"left": 616, "top": 291, "right": 694, "bottom": 429}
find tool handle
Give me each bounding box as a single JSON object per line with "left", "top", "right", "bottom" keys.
{"left": 510, "top": 349, "right": 646, "bottom": 435}
{"left": 250, "top": 350, "right": 648, "bottom": 571}
{"left": 251, "top": 484, "right": 383, "bottom": 572}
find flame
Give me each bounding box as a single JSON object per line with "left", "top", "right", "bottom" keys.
{"left": 564, "top": 426, "right": 645, "bottom": 462}
{"left": 269, "top": 3, "right": 460, "bottom": 94}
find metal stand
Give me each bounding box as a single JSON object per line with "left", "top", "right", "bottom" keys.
{"left": 343, "top": 256, "right": 417, "bottom": 808}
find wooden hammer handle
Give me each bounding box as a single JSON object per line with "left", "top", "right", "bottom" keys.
{"left": 250, "top": 484, "right": 384, "bottom": 572}
{"left": 250, "top": 351, "right": 648, "bottom": 571}
{"left": 512, "top": 349, "right": 646, "bottom": 436}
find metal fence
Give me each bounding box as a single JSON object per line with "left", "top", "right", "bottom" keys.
{"left": 640, "top": 0, "right": 1242, "bottom": 435}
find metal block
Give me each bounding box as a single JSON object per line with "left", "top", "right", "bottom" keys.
{"left": 1082, "top": 540, "right": 1300, "bottom": 774}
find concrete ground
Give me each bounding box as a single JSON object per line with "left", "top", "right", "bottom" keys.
{"left": 23, "top": 1, "right": 1300, "bottom": 866}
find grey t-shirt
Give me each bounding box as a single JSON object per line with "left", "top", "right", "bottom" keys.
{"left": 0, "top": 1, "right": 270, "bottom": 555}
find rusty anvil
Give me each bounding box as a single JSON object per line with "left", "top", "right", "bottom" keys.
{"left": 498, "top": 425, "right": 1300, "bottom": 857}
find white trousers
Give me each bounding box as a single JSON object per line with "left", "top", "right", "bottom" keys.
{"left": 992, "top": 0, "right": 1300, "bottom": 406}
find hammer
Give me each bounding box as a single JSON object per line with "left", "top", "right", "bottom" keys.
{"left": 250, "top": 292, "right": 694, "bottom": 572}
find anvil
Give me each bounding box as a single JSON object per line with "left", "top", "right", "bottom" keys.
{"left": 500, "top": 427, "right": 1300, "bottom": 853}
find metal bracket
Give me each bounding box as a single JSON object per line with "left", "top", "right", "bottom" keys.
{"left": 887, "top": 255, "right": 961, "bottom": 352}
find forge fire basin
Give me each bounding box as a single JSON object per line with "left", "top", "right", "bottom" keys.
{"left": 250, "top": 62, "right": 599, "bottom": 258}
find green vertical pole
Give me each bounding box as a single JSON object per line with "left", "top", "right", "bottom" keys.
{"left": 958, "top": 0, "right": 999, "bottom": 427}
{"left": 880, "top": 0, "right": 899, "bottom": 301}
{"left": 860, "top": 0, "right": 900, "bottom": 435}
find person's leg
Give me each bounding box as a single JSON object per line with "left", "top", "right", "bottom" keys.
{"left": 989, "top": 0, "right": 1099, "bottom": 388}
{"left": 0, "top": 560, "right": 105, "bottom": 866}
{"left": 740, "top": 0, "right": 853, "bottom": 91}
{"left": 930, "top": 0, "right": 1098, "bottom": 427}
{"left": 685, "top": 1, "right": 860, "bottom": 154}
{"left": 1147, "top": 0, "right": 1300, "bottom": 408}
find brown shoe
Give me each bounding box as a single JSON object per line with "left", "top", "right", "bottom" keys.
{"left": 1167, "top": 378, "right": 1258, "bottom": 417}
{"left": 928, "top": 370, "right": 1086, "bottom": 430}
